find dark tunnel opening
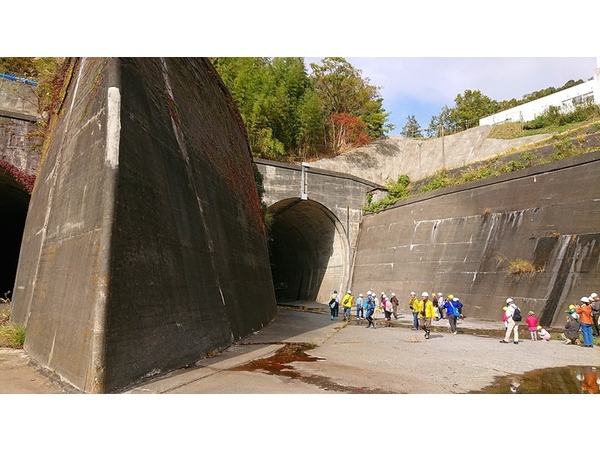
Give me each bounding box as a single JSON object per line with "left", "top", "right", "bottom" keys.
{"left": 0, "top": 169, "right": 29, "bottom": 299}
{"left": 268, "top": 198, "right": 347, "bottom": 304}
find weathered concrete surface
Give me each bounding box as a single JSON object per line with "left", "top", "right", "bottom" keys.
{"left": 10, "top": 58, "right": 277, "bottom": 393}
{"left": 351, "top": 151, "right": 600, "bottom": 328}
{"left": 255, "top": 159, "right": 383, "bottom": 303}
{"left": 309, "top": 127, "right": 552, "bottom": 184}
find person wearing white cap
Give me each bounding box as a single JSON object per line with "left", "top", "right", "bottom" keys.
{"left": 500, "top": 298, "right": 521, "bottom": 344}
{"left": 355, "top": 294, "right": 364, "bottom": 324}
{"left": 590, "top": 292, "right": 600, "bottom": 336}
{"left": 576, "top": 296, "right": 594, "bottom": 347}
{"left": 417, "top": 292, "right": 435, "bottom": 339}
{"left": 342, "top": 290, "right": 354, "bottom": 322}
{"left": 437, "top": 292, "right": 445, "bottom": 319}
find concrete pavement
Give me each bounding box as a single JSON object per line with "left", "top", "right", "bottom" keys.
{"left": 1, "top": 303, "right": 597, "bottom": 394}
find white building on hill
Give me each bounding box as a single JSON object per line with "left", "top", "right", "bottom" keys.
{"left": 479, "top": 58, "right": 600, "bottom": 126}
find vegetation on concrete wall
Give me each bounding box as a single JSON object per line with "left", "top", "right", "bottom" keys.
{"left": 364, "top": 117, "right": 600, "bottom": 213}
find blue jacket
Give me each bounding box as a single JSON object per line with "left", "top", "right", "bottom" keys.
{"left": 444, "top": 300, "right": 461, "bottom": 316}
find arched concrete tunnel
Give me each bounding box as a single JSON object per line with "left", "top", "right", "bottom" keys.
{"left": 268, "top": 197, "right": 349, "bottom": 303}
{"left": 0, "top": 170, "right": 29, "bottom": 298}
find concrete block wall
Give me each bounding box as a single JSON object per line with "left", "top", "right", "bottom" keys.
{"left": 351, "top": 152, "right": 600, "bottom": 327}
{"left": 11, "top": 58, "right": 277, "bottom": 393}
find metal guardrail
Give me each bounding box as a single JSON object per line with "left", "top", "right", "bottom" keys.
{"left": 0, "top": 73, "right": 38, "bottom": 86}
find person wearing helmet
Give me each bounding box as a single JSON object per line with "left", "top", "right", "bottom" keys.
{"left": 500, "top": 298, "right": 520, "bottom": 344}
{"left": 408, "top": 291, "right": 419, "bottom": 329}
{"left": 365, "top": 293, "right": 376, "bottom": 329}
{"left": 417, "top": 292, "right": 435, "bottom": 339}
{"left": 355, "top": 294, "right": 364, "bottom": 324}
{"left": 576, "top": 297, "right": 594, "bottom": 347}
{"left": 342, "top": 290, "right": 354, "bottom": 322}
{"left": 526, "top": 311, "right": 539, "bottom": 341}
{"left": 443, "top": 294, "right": 461, "bottom": 334}
{"left": 562, "top": 309, "right": 581, "bottom": 345}
{"left": 537, "top": 325, "right": 551, "bottom": 341}
{"left": 331, "top": 289, "right": 340, "bottom": 318}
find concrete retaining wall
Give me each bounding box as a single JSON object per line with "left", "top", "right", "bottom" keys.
{"left": 351, "top": 151, "right": 600, "bottom": 327}
{"left": 309, "top": 127, "right": 551, "bottom": 185}
{"left": 10, "top": 58, "right": 277, "bottom": 393}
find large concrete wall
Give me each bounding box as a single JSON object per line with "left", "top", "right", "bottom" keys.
{"left": 309, "top": 126, "right": 551, "bottom": 185}
{"left": 10, "top": 58, "right": 277, "bottom": 393}
{"left": 351, "top": 151, "right": 600, "bottom": 328}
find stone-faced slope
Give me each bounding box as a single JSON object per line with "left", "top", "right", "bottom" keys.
{"left": 309, "top": 127, "right": 552, "bottom": 184}
{"left": 10, "top": 58, "right": 277, "bottom": 393}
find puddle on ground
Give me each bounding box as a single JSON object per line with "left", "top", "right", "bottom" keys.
{"left": 470, "top": 366, "right": 599, "bottom": 394}
{"left": 231, "top": 343, "right": 395, "bottom": 394}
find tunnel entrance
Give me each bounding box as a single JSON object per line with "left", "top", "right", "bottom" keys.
{"left": 0, "top": 168, "right": 29, "bottom": 298}
{"left": 268, "top": 198, "right": 348, "bottom": 304}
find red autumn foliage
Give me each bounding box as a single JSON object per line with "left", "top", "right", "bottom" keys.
{"left": 331, "top": 113, "right": 370, "bottom": 152}
{"left": 0, "top": 161, "right": 35, "bottom": 193}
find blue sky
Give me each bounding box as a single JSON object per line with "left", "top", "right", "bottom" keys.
{"left": 10, "top": 3, "right": 597, "bottom": 138}
{"left": 305, "top": 57, "right": 598, "bottom": 134}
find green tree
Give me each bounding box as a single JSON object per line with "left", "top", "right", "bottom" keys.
{"left": 427, "top": 106, "right": 455, "bottom": 137}
{"left": 309, "top": 57, "right": 390, "bottom": 153}
{"left": 451, "top": 89, "right": 499, "bottom": 131}
{"left": 401, "top": 115, "right": 422, "bottom": 138}
{"left": 213, "top": 57, "right": 315, "bottom": 159}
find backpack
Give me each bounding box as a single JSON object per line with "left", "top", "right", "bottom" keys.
{"left": 512, "top": 307, "right": 522, "bottom": 322}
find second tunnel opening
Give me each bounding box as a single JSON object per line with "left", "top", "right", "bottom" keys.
{"left": 268, "top": 198, "right": 347, "bottom": 305}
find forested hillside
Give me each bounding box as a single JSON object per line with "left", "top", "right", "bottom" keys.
{"left": 211, "top": 57, "right": 391, "bottom": 161}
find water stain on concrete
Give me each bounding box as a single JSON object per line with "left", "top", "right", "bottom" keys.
{"left": 469, "top": 365, "right": 599, "bottom": 394}
{"left": 230, "top": 343, "right": 395, "bottom": 394}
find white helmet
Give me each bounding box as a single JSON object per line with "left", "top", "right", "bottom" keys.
{"left": 347, "top": 290, "right": 351, "bottom": 294}
{"left": 422, "top": 292, "right": 429, "bottom": 297}
{"left": 581, "top": 296, "right": 590, "bottom": 303}
{"left": 359, "top": 293, "right": 363, "bottom": 297}
{"left": 367, "top": 291, "right": 372, "bottom": 295}
{"left": 506, "top": 298, "right": 514, "bottom": 304}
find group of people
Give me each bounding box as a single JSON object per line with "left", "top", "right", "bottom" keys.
{"left": 408, "top": 291, "right": 464, "bottom": 339}
{"left": 562, "top": 293, "right": 599, "bottom": 348}
{"left": 331, "top": 289, "right": 465, "bottom": 340}
{"left": 328, "top": 287, "right": 599, "bottom": 348}
{"left": 329, "top": 290, "right": 401, "bottom": 329}
{"left": 500, "top": 292, "right": 599, "bottom": 347}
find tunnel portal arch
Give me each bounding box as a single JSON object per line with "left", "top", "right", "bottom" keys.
{"left": 0, "top": 168, "right": 29, "bottom": 297}
{"left": 268, "top": 197, "right": 349, "bottom": 304}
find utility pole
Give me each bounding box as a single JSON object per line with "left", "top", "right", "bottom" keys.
{"left": 441, "top": 124, "right": 446, "bottom": 170}
{"left": 417, "top": 141, "right": 422, "bottom": 179}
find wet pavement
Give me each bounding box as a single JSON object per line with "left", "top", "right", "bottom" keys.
{"left": 1, "top": 302, "right": 598, "bottom": 394}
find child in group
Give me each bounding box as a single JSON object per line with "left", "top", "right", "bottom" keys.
{"left": 537, "top": 325, "right": 551, "bottom": 341}
{"left": 526, "top": 311, "right": 539, "bottom": 341}
{"left": 502, "top": 306, "right": 508, "bottom": 329}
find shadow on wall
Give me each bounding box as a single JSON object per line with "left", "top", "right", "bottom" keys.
{"left": 268, "top": 198, "right": 344, "bottom": 303}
